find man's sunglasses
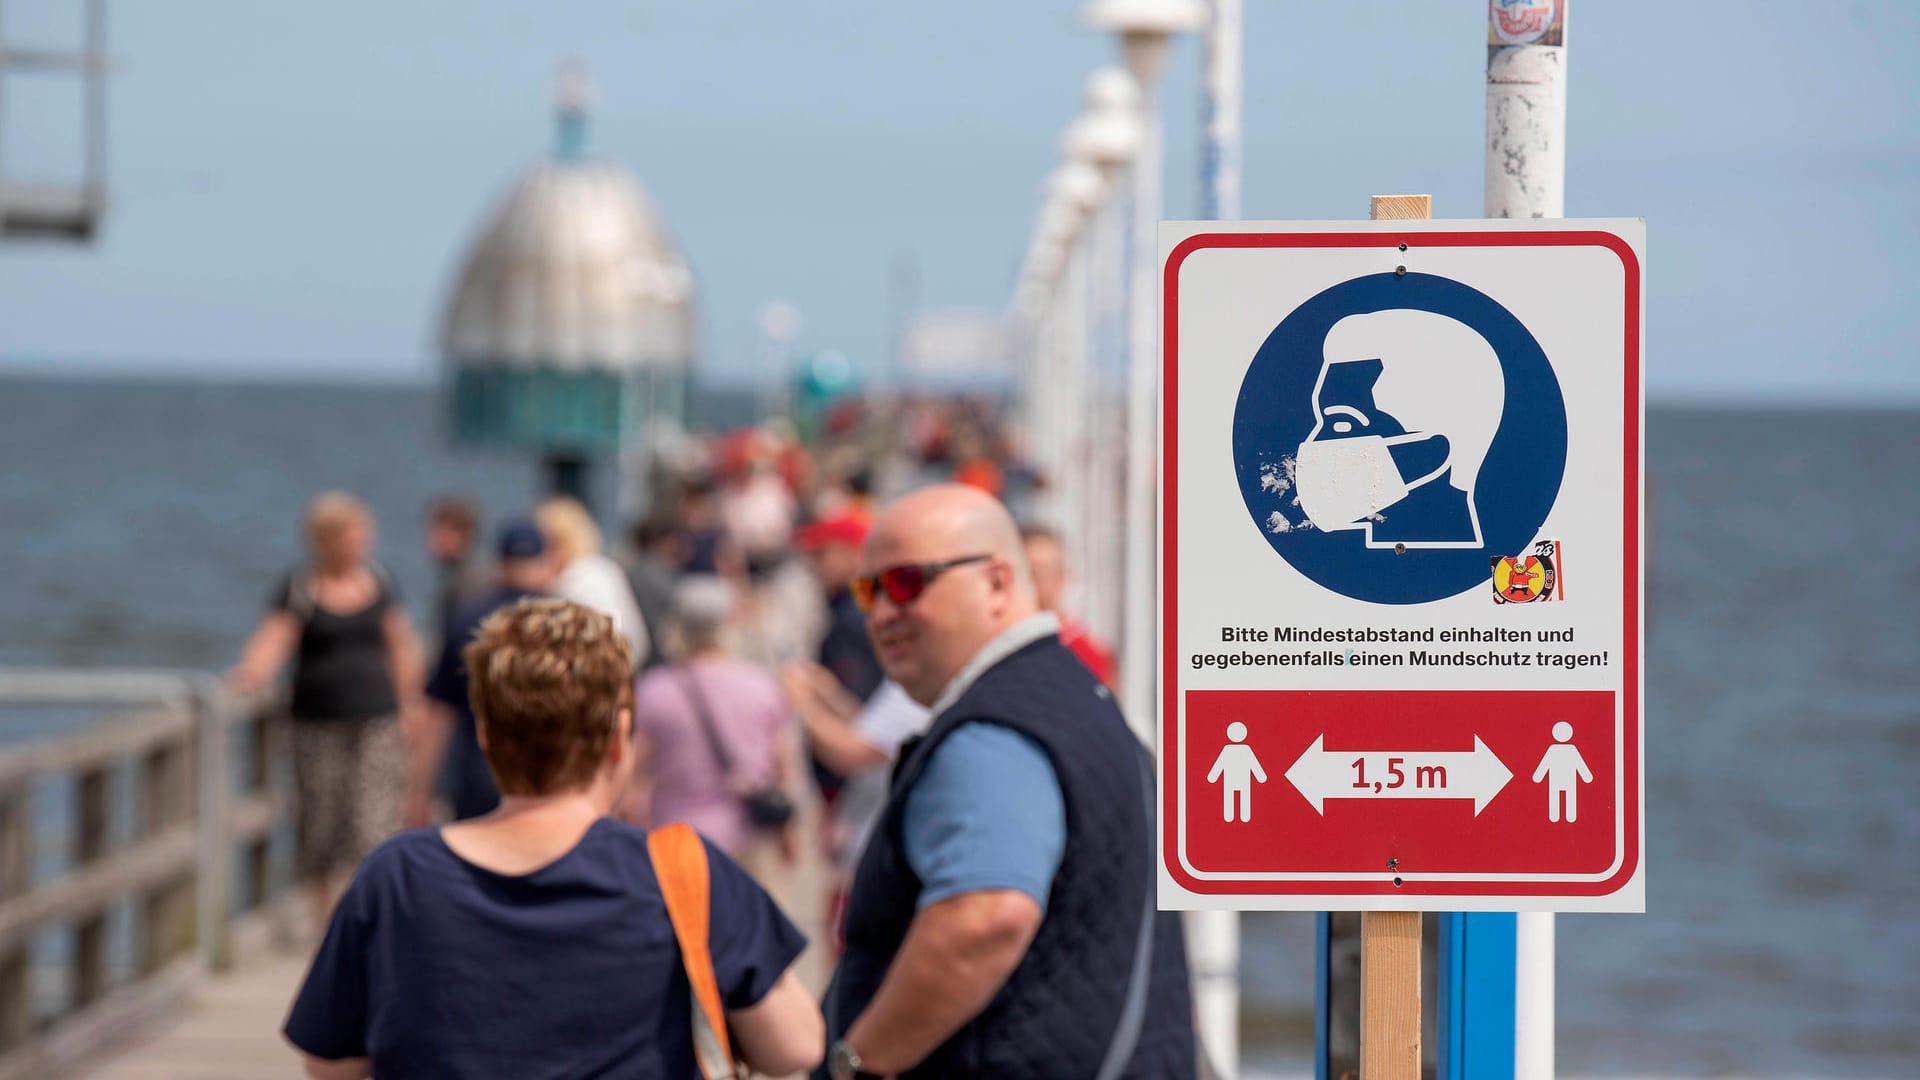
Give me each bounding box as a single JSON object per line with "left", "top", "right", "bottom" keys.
{"left": 850, "top": 554, "right": 993, "bottom": 614}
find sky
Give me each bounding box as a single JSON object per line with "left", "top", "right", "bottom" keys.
{"left": 0, "top": 0, "right": 1914, "bottom": 403}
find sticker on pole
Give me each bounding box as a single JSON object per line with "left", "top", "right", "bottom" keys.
{"left": 1159, "top": 219, "right": 1645, "bottom": 912}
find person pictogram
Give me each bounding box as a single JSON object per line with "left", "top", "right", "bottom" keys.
{"left": 1206, "top": 722, "right": 1267, "bottom": 823}
{"left": 1530, "top": 720, "right": 1592, "bottom": 823}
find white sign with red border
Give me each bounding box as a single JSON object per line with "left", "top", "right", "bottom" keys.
{"left": 1158, "top": 219, "right": 1645, "bottom": 912}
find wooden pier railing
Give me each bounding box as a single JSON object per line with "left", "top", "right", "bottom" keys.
{"left": 0, "top": 671, "right": 294, "bottom": 1079}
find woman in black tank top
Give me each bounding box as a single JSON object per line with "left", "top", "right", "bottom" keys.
{"left": 228, "top": 492, "right": 425, "bottom": 926}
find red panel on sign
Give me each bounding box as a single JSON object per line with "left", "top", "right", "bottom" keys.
{"left": 1181, "top": 690, "right": 1617, "bottom": 883}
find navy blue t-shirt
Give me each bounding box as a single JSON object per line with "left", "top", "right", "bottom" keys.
{"left": 425, "top": 587, "right": 540, "bottom": 820}
{"left": 284, "top": 819, "right": 806, "bottom": 1078}
{"left": 818, "top": 590, "right": 883, "bottom": 703}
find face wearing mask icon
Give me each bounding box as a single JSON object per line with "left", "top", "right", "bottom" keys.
{"left": 1281, "top": 308, "right": 1499, "bottom": 549}
{"left": 1293, "top": 431, "right": 1450, "bottom": 529}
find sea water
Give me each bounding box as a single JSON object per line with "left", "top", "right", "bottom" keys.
{"left": 2, "top": 378, "right": 1914, "bottom": 1076}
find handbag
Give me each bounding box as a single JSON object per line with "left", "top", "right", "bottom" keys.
{"left": 677, "top": 668, "right": 796, "bottom": 829}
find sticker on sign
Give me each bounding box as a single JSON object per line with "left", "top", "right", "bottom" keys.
{"left": 1157, "top": 219, "right": 1644, "bottom": 912}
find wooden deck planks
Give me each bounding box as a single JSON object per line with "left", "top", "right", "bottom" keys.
{"left": 73, "top": 951, "right": 307, "bottom": 1080}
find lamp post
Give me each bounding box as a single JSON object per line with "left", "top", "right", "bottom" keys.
{"left": 1488, "top": 7, "right": 1570, "bottom": 1077}
{"left": 1014, "top": 229, "right": 1061, "bottom": 437}
{"left": 758, "top": 300, "right": 801, "bottom": 423}
{"left": 1083, "top": 8, "right": 1237, "bottom": 1080}
{"left": 1082, "top": 0, "right": 1205, "bottom": 738}
{"left": 1046, "top": 159, "right": 1109, "bottom": 614}
{"left": 1201, "top": 0, "right": 1242, "bottom": 221}
{"left": 1063, "top": 68, "right": 1141, "bottom": 648}
{"left": 1028, "top": 196, "right": 1077, "bottom": 511}
{"left": 621, "top": 249, "right": 696, "bottom": 524}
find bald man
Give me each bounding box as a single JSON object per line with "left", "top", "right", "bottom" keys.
{"left": 819, "top": 485, "right": 1194, "bottom": 1080}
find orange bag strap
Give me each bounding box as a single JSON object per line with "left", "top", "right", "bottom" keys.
{"left": 647, "top": 823, "right": 738, "bottom": 1080}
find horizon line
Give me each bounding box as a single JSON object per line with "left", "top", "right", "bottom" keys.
{"left": 1, "top": 359, "right": 1916, "bottom": 412}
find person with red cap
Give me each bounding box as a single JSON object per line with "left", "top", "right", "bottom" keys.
{"left": 784, "top": 512, "right": 885, "bottom": 810}
{"left": 794, "top": 512, "right": 884, "bottom": 708}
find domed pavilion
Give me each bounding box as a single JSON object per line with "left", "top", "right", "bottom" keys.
{"left": 439, "top": 66, "right": 696, "bottom": 512}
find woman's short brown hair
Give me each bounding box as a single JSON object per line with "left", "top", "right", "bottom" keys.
{"left": 463, "top": 598, "right": 634, "bottom": 796}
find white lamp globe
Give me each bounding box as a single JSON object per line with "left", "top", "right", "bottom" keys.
{"left": 1084, "top": 66, "right": 1139, "bottom": 113}
{"left": 1082, "top": 0, "right": 1208, "bottom": 82}
{"left": 1048, "top": 160, "right": 1110, "bottom": 224}
{"left": 1064, "top": 106, "right": 1143, "bottom": 176}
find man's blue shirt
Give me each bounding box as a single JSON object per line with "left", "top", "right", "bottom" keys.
{"left": 425, "top": 586, "right": 538, "bottom": 819}
{"left": 902, "top": 723, "right": 1066, "bottom": 910}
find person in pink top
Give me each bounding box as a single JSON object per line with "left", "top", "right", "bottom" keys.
{"left": 626, "top": 576, "right": 799, "bottom": 879}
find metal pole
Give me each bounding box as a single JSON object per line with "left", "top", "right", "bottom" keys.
{"left": 1119, "top": 92, "right": 1159, "bottom": 746}
{"left": 1129, "top": 83, "right": 1243, "bottom": 1080}
{"left": 1029, "top": 303, "right": 1046, "bottom": 503}
{"left": 1083, "top": 197, "right": 1122, "bottom": 644}
{"left": 84, "top": 0, "right": 106, "bottom": 210}
{"left": 1194, "top": 6, "right": 1246, "bottom": 1072}
{"left": 0, "top": 4, "right": 9, "bottom": 182}
{"left": 1035, "top": 279, "right": 1064, "bottom": 522}
{"left": 1013, "top": 310, "right": 1041, "bottom": 500}
{"left": 1200, "top": 0, "right": 1242, "bottom": 220}
{"left": 1486, "top": 3, "right": 1567, "bottom": 219}
{"left": 1190, "top": 911, "right": 1240, "bottom": 1077}
{"left": 1488, "top": 6, "right": 1569, "bottom": 1077}
{"left": 1512, "top": 911, "right": 1554, "bottom": 1079}
{"left": 1060, "top": 239, "right": 1091, "bottom": 618}
{"left": 758, "top": 302, "right": 799, "bottom": 422}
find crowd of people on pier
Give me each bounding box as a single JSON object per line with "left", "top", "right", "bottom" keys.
{"left": 232, "top": 398, "right": 1185, "bottom": 1079}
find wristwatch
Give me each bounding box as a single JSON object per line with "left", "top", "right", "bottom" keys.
{"left": 828, "top": 1039, "right": 882, "bottom": 1080}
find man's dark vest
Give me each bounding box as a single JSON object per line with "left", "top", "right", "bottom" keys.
{"left": 821, "top": 634, "right": 1195, "bottom": 1078}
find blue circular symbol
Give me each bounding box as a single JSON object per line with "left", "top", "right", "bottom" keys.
{"left": 1231, "top": 273, "right": 1567, "bottom": 605}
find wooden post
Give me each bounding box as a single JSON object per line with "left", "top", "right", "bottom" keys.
{"left": 0, "top": 783, "right": 32, "bottom": 1052}
{"left": 1354, "top": 192, "right": 1432, "bottom": 1080}
{"left": 243, "top": 709, "right": 274, "bottom": 910}
{"left": 140, "top": 740, "right": 195, "bottom": 974}
{"left": 194, "top": 684, "right": 235, "bottom": 973}
{"left": 1360, "top": 912, "right": 1421, "bottom": 1077}
{"left": 1370, "top": 194, "right": 1433, "bottom": 221}
{"left": 72, "top": 765, "right": 111, "bottom": 1009}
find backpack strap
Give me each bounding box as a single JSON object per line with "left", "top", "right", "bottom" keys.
{"left": 647, "top": 823, "right": 739, "bottom": 1080}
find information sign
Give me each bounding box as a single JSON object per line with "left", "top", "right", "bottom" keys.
{"left": 1159, "top": 219, "right": 1645, "bottom": 911}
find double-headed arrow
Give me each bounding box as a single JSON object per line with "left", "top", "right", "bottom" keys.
{"left": 1284, "top": 735, "right": 1513, "bottom": 816}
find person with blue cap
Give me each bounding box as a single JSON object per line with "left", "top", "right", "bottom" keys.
{"left": 413, "top": 518, "right": 558, "bottom": 823}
